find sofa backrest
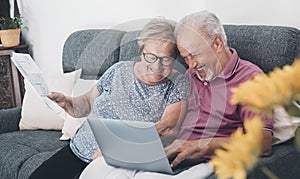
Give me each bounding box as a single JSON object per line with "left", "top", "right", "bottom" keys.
{"left": 62, "top": 25, "right": 300, "bottom": 79}
{"left": 224, "top": 25, "right": 300, "bottom": 73}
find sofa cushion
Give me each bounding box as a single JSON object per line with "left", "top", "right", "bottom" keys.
{"left": 224, "top": 25, "right": 300, "bottom": 73}
{"left": 119, "top": 30, "right": 140, "bottom": 62}
{"left": 0, "top": 130, "right": 68, "bottom": 179}
{"left": 19, "top": 69, "right": 81, "bottom": 131}
{"left": 60, "top": 79, "right": 97, "bottom": 140}
{"left": 62, "top": 29, "right": 126, "bottom": 79}
{"left": 0, "top": 107, "right": 21, "bottom": 134}
{"left": 248, "top": 138, "right": 300, "bottom": 178}
{"left": 208, "top": 138, "right": 300, "bottom": 179}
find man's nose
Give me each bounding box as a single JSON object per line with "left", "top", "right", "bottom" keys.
{"left": 184, "top": 57, "right": 197, "bottom": 68}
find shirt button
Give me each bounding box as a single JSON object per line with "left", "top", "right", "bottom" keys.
{"left": 204, "top": 82, "right": 208, "bottom": 86}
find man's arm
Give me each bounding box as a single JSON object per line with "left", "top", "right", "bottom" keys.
{"left": 261, "top": 130, "right": 273, "bottom": 156}
{"left": 240, "top": 105, "right": 274, "bottom": 156}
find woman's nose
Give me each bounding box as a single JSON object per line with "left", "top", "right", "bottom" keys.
{"left": 152, "top": 59, "right": 163, "bottom": 69}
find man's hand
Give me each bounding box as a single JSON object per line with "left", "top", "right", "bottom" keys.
{"left": 165, "top": 139, "right": 210, "bottom": 168}
{"left": 165, "top": 137, "right": 230, "bottom": 168}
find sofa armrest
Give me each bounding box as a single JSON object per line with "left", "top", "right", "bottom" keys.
{"left": 247, "top": 138, "right": 300, "bottom": 178}
{"left": 0, "top": 107, "right": 21, "bottom": 134}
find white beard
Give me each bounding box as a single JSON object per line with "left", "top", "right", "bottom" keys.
{"left": 195, "top": 68, "right": 214, "bottom": 81}
{"left": 195, "top": 62, "right": 222, "bottom": 82}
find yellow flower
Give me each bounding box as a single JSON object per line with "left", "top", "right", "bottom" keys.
{"left": 290, "top": 59, "right": 300, "bottom": 94}
{"left": 222, "top": 59, "right": 300, "bottom": 179}
{"left": 210, "top": 116, "right": 263, "bottom": 179}
{"left": 269, "top": 67, "right": 293, "bottom": 103}
{"left": 231, "top": 59, "right": 300, "bottom": 113}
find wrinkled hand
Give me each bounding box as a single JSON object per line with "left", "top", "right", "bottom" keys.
{"left": 156, "top": 120, "right": 177, "bottom": 137}
{"left": 156, "top": 121, "right": 180, "bottom": 146}
{"left": 48, "top": 92, "right": 76, "bottom": 117}
{"left": 48, "top": 92, "right": 68, "bottom": 109}
{"left": 92, "top": 148, "right": 102, "bottom": 160}
{"left": 165, "top": 139, "right": 211, "bottom": 168}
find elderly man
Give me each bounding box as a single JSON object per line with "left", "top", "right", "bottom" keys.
{"left": 164, "top": 10, "right": 273, "bottom": 170}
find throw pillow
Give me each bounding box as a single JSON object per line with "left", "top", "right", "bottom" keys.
{"left": 60, "top": 79, "right": 98, "bottom": 140}
{"left": 272, "top": 106, "right": 300, "bottom": 145}
{"left": 19, "top": 69, "right": 82, "bottom": 130}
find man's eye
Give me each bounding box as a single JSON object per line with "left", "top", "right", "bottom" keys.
{"left": 192, "top": 53, "right": 201, "bottom": 58}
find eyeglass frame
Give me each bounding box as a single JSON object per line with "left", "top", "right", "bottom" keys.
{"left": 142, "top": 52, "right": 176, "bottom": 66}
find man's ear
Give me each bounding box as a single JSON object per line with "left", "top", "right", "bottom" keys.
{"left": 213, "top": 35, "right": 224, "bottom": 52}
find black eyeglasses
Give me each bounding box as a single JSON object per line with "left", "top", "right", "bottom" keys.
{"left": 142, "top": 52, "right": 175, "bottom": 66}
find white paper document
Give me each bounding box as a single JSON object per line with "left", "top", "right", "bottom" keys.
{"left": 11, "top": 52, "right": 76, "bottom": 121}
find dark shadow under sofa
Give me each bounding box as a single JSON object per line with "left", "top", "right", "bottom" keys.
{"left": 0, "top": 24, "right": 300, "bottom": 179}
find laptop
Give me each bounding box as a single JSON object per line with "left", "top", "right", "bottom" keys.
{"left": 87, "top": 117, "right": 197, "bottom": 175}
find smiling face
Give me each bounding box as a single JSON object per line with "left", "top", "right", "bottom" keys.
{"left": 136, "top": 40, "right": 175, "bottom": 84}
{"left": 177, "top": 26, "right": 223, "bottom": 81}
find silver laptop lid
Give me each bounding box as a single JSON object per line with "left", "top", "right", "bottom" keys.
{"left": 87, "top": 117, "right": 174, "bottom": 174}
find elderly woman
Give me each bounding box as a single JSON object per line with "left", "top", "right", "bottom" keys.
{"left": 29, "top": 18, "right": 189, "bottom": 179}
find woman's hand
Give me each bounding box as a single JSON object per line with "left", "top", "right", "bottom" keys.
{"left": 48, "top": 92, "right": 74, "bottom": 116}
{"left": 92, "top": 148, "right": 102, "bottom": 160}
{"left": 48, "top": 86, "right": 100, "bottom": 118}
{"left": 48, "top": 92, "right": 69, "bottom": 108}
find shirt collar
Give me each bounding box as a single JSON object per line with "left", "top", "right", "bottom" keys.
{"left": 215, "top": 48, "right": 239, "bottom": 80}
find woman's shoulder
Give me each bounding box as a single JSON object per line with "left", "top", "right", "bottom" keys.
{"left": 103, "top": 61, "right": 133, "bottom": 73}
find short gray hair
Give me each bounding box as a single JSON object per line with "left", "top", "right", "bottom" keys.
{"left": 175, "top": 10, "right": 227, "bottom": 46}
{"left": 138, "top": 18, "right": 177, "bottom": 54}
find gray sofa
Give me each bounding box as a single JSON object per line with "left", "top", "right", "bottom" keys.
{"left": 1, "top": 24, "right": 300, "bottom": 179}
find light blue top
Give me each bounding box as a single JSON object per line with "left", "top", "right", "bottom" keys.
{"left": 70, "top": 61, "right": 189, "bottom": 163}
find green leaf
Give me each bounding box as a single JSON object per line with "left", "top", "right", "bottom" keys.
{"left": 284, "top": 101, "right": 300, "bottom": 117}
{"left": 0, "top": 14, "right": 24, "bottom": 30}
{"left": 295, "top": 127, "right": 300, "bottom": 151}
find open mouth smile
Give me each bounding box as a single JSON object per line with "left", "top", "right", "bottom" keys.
{"left": 196, "top": 64, "right": 206, "bottom": 71}
{"left": 150, "top": 68, "right": 163, "bottom": 74}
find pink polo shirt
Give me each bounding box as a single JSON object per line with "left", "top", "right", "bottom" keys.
{"left": 177, "top": 48, "right": 274, "bottom": 141}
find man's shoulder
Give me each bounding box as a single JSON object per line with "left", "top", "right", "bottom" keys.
{"left": 237, "top": 59, "right": 263, "bottom": 74}
{"left": 230, "top": 59, "right": 264, "bottom": 84}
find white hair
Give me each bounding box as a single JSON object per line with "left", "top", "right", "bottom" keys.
{"left": 137, "top": 17, "right": 177, "bottom": 53}
{"left": 175, "top": 10, "right": 227, "bottom": 46}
